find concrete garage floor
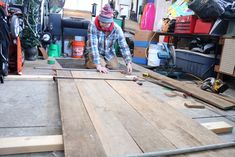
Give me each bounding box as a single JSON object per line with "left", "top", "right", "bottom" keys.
{"left": 0, "top": 60, "right": 64, "bottom": 157}
{"left": 0, "top": 58, "right": 234, "bottom": 156}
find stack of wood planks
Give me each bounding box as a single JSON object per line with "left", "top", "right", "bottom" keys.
{"left": 57, "top": 68, "right": 235, "bottom": 157}
{"left": 132, "top": 64, "right": 235, "bottom": 110}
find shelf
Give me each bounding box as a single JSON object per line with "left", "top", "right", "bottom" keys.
{"left": 214, "top": 65, "right": 235, "bottom": 78}
{"left": 153, "top": 32, "right": 221, "bottom": 39}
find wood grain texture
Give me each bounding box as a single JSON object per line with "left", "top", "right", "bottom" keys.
{"left": 57, "top": 70, "right": 106, "bottom": 157}
{"left": 72, "top": 72, "right": 142, "bottom": 157}
{"left": 107, "top": 80, "right": 235, "bottom": 157}
{"left": 0, "top": 135, "right": 63, "bottom": 155}
{"left": 58, "top": 69, "right": 235, "bottom": 157}
{"left": 201, "top": 121, "right": 233, "bottom": 134}
{"left": 132, "top": 63, "right": 235, "bottom": 110}
{"left": 73, "top": 71, "right": 187, "bottom": 157}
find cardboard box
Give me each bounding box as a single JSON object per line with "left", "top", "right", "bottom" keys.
{"left": 134, "top": 47, "right": 148, "bottom": 58}
{"left": 134, "top": 30, "right": 158, "bottom": 49}
{"left": 134, "top": 30, "right": 158, "bottom": 41}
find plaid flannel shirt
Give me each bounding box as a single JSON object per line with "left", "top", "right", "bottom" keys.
{"left": 87, "top": 22, "right": 132, "bottom": 65}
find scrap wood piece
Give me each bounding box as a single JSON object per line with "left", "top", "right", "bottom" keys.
{"left": 184, "top": 101, "right": 205, "bottom": 109}
{"left": 165, "top": 91, "right": 189, "bottom": 98}
{"left": 201, "top": 121, "right": 233, "bottom": 134}
{"left": 0, "top": 135, "right": 63, "bottom": 155}
{"left": 38, "top": 46, "right": 48, "bottom": 59}
{"left": 132, "top": 64, "right": 235, "bottom": 110}
{"left": 165, "top": 91, "right": 178, "bottom": 97}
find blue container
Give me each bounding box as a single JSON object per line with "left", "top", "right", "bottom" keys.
{"left": 175, "top": 49, "right": 216, "bottom": 79}
{"left": 134, "top": 41, "right": 158, "bottom": 48}
{"left": 132, "top": 57, "right": 148, "bottom": 65}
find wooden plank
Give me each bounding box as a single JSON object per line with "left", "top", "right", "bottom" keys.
{"left": 0, "top": 135, "right": 63, "bottom": 155}
{"left": 72, "top": 71, "right": 185, "bottom": 157}
{"left": 63, "top": 9, "right": 91, "bottom": 20}
{"left": 57, "top": 70, "right": 106, "bottom": 157}
{"left": 201, "top": 121, "right": 233, "bottom": 134}
{"left": 107, "top": 80, "right": 235, "bottom": 156}
{"left": 6, "top": 75, "right": 53, "bottom": 80}
{"left": 38, "top": 46, "right": 48, "bottom": 60}
{"left": 70, "top": 70, "right": 126, "bottom": 79}
{"left": 132, "top": 63, "right": 235, "bottom": 110}
{"left": 72, "top": 72, "right": 142, "bottom": 156}
{"left": 212, "top": 94, "right": 235, "bottom": 105}
{"left": 165, "top": 92, "right": 178, "bottom": 97}
{"left": 184, "top": 102, "right": 205, "bottom": 109}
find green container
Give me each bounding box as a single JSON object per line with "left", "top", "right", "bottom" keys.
{"left": 56, "top": 43, "right": 61, "bottom": 57}
{"left": 113, "top": 19, "right": 122, "bottom": 56}
{"left": 48, "top": 44, "right": 61, "bottom": 57}
{"left": 114, "top": 18, "right": 123, "bottom": 27}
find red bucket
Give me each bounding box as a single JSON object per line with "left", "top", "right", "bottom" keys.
{"left": 72, "top": 41, "right": 85, "bottom": 58}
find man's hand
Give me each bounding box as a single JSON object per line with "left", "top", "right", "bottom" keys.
{"left": 126, "top": 62, "right": 132, "bottom": 74}
{"left": 96, "top": 64, "right": 108, "bottom": 73}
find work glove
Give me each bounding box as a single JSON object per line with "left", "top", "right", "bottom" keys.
{"left": 96, "top": 64, "right": 108, "bottom": 73}
{"left": 126, "top": 62, "right": 132, "bottom": 74}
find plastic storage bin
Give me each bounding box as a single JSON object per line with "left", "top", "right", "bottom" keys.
{"left": 175, "top": 49, "right": 216, "bottom": 79}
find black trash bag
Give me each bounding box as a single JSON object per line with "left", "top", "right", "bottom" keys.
{"left": 188, "top": 0, "right": 224, "bottom": 20}
{"left": 218, "top": 0, "right": 235, "bottom": 18}
{"left": 189, "top": 38, "right": 216, "bottom": 54}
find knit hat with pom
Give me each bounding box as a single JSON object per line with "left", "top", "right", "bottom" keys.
{"left": 98, "top": 4, "right": 114, "bottom": 23}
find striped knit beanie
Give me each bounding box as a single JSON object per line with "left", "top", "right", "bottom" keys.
{"left": 99, "top": 4, "right": 114, "bottom": 23}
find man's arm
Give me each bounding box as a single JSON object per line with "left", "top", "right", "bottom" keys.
{"left": 88, "top": 23, "right": 108, "bottom": 73}
{"left": 88, "top": 23, "right": 100, "bottom": 65}
{"left": 116, "top": 26, "right": 132, "bottom": 65}
{"left": 116, "top": 26, "right": 132, "bottom": 74}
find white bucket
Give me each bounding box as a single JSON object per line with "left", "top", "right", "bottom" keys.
{"left": 148, "top": 44, "right": 161, "bottom": 66}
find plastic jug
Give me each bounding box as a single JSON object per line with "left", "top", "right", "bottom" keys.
{"left": 140, "top": 2, "right": 156, "bottom": 30}
{"left": 148, "top": 44, "right": 161, "bottom": 66}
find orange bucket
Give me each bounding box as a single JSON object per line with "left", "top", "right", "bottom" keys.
{"left": 72, "top": 41, "right": 85, "bottom": 58}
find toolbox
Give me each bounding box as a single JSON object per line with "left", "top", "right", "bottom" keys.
{"left": 194, "top": 19, "right": 213, "bottom": 34}
{"left": 174, "top": 15, "right": 197, "bottom": 34}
